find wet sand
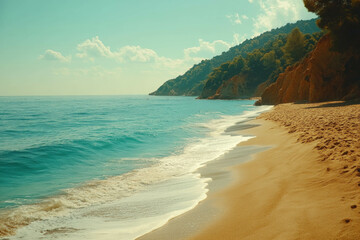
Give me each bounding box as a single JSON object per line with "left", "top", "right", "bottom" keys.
{"left": 140, "top": 101, "right": 360, "bottom": 240}
{"left": 138, "top": 144, "right": 269, "bottom": 240}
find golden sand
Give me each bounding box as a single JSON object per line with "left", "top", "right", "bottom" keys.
{"left": 191, "top": 101, "right": 360, "bottom": 240}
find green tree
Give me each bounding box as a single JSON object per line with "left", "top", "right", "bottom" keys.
{"left": 261, "top": 50, "right": 277, "bottom": 71}
{"left": 228, "top": 56, "right": 246, "bottom": 75}
{"left": 246, "top": 49, "right": 263, "bottom": 72}
{"left": 283, "top": 28, "right": 306, "bottom": 64}
{"left": 303, "top": 0, "right": 360, "bottom": 51}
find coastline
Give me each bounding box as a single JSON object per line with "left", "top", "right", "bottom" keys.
{"left": 0, "top": 99, "right": 269, "bottom": 239}
{"left": 138, "top": 124, "right": 270, "bottom": 240}
{"left": 140, "top": 101, "right": 360, "bottom": 240}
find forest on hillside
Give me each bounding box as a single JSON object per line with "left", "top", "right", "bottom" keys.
{"left": 199, "top": 28, "right": 323, "bottom": 99}
{"left": 259, "top": 0, "right": 360, "bottom": 105}
{"left": 150, "top": 19, "right": 320, "bottom": 96}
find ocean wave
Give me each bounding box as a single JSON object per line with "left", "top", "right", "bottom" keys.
{"left": 0, "top": 106, "right": 269, "bottom": 238}
{"left": 0, "top": 99, "right": 273, "bottom": 239}
{"left": 0, "top": 134, "right": 146, "bottom": 172}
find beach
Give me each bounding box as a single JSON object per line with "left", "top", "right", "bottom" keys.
{"left": 2, "top": 0, "right": 360, "bottom": 239}
{"left": 0, "top": 97, "right": 269, "bottom": 239}
{"left": 140, "top": 101, "right": 360, "bottom": 240}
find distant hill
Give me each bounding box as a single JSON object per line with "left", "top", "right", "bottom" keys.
{"left": 150, "top": 18, "right": 320, "bottom": 96}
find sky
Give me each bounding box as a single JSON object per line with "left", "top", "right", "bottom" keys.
{"left": 0, "top": 0, "right": 316, "bottom": 96}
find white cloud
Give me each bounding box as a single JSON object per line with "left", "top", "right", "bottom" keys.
{"left": 45, "top": 35, "right": 245, "bottom": 94}
{"left": 232, "top": 33, "right": 247, "bottom": 46}
{"left": 252, "top": 0, "right": 305, "bottom": 35}
{"left": 75, "top": 36, "right": 233, "bottom": 68}
{"left": 76, "top": 36, "right": 114, "bottom": 60}
{"left": 184, "top": 39, "right": 231, "bottom": 60}
{"left": 117, "top": 46, "right": 158, "bottom": 62}
{"left": 152, "top": 38, "right": 233, "bottom": 71}
{"left": 226, "top": 13, "right": 242, "bottom": 24}
{"left": 227, "top": 13, "right": 250, "bottom": 25}
{"left": 47, "top": 36, "right": 236, "bottom": 79}
{"left": 154, "top": 38, "right": 232, "bottom": 71}
{"left": 39, "top": 49, "right": 71, "bottom": 63}
{"left": 74, "top": 36, "right": 190, "bottom": 73}
{"left": 76, "top": 36, "right": 159, "bottom": 63}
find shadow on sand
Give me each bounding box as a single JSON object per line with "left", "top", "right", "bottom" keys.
{"left": 302, "top": 99, "right": 360, "bottom": 109}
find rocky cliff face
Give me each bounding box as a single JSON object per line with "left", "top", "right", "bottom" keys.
{"left": 205, "top": 74, "right": 270, "bottom": 99}
{"left": 207, "top": 74, "right": 248, "bottom": 99}
{"left": 260, "top": 35, "right": 360, "bottom": 105}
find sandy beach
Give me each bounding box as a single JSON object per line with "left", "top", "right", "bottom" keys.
{"left": 140, "top": 101, "right": 360, "bottom": 240}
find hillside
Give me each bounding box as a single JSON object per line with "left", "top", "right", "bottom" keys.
{"left": 260, "top": 34, "right": 360, "bottom": 105}
{"left": 198, "top": 29, "right": 323, "bottom": 99}
{"left": 150, "top": 19, "right": 320, "bottom": 96}
{"left": 258, "top": 0, "right": 360, "bottom": 105}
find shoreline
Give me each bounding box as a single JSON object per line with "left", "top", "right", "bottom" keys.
{"left": 140, "top": 101, "right": 360, "bottom": 240}
{"left": 138, "top": 119, "right": 270, "bottom": 240}
{"left": 0, "top": 102, "right": 270, "bottom": 239}
{"left": 138, "top": 137, "right": 268, "bottom": 240}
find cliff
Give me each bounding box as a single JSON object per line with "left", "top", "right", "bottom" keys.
{"left": 260, "top": 35, "right": 360, "bottom": 105}
{"left": 198, "top": 29, "right": 323, "bottom": 100}
{"left": 208, "top": 74, "right": 249, "bottom": 99}
{"left": 205, "top": 73, "right": 271, "bottom": 100}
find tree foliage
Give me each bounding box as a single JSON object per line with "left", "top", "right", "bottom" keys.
{"left": 199, "top": 29, "right": 324, "bottom": 98}
{"left": 303, "top": 0, "right": 360, "bottom": 51}
{"left": 150, "top": 19, "right": 321, "bottom": 96}
{"left": 261, "top": 50, "right": 277, "bottom": 71}
{"left": 283, "top": 28, "right": 306, "bottom": 64}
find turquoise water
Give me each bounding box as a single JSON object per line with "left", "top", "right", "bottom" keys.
{"left": 0, "top": 95, "right": 269, "bottom": 239}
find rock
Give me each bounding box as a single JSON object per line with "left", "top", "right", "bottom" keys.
{"left": 208, "top": 74, "right": 251, "bottom": 100}
{"left": 261, "top": 35, "right": 360, "bottom": 104}
{"left": 254, "top": 99, "right": 262, "bottom": 106}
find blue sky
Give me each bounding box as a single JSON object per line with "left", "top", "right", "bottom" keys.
{"left": 0, "top": 0, "right": 315, "bottom": 96}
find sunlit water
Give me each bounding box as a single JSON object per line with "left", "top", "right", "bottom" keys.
{"left": 0, "top": 95, "right": 271, "bottom": 239}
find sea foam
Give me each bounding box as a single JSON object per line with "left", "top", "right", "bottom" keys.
{"left": 0, "top": 96, "right": 271, "bottom": 239}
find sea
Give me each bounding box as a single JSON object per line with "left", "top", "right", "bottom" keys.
{"left": 0, "top": 95, "right": 271, "bottom": 239}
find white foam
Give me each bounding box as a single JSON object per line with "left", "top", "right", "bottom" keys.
{"left": 12, "top": 174, "right": 209, "bottom": 240}
{"left": 3, "top": 105, "right": 272, "bottom": 239}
